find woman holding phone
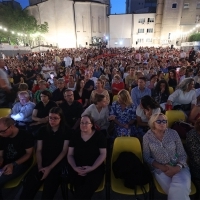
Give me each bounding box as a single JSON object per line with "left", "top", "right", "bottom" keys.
{"left": 20, "top": 107, "right": 71, "bottom": 199}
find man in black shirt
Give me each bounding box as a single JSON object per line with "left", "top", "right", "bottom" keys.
{"left": 0, "top": 117, "right": 34, "bottom": 195}
{"left": 25, "top": 66, "right": 36, "bottom": 90}
{"left": 60, "top": 89, "right": 83, "bottom": 129}
{"left": 51, "top": 78, "right": 66, "bottom": 105}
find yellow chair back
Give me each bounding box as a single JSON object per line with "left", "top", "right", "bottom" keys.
{"left": 0, "top": 108, "right": 11, "bottom": 118}
{"left": 112, "top": 137, "right": 142, "bottom": 163}
{"left": 165, "top": 110, "right": 185, "bottom": 128}
{"left": 164, "top": 73, "right": 169, "bottom": 80}
{"left": 169, "top": 87, "right": 174, "bottom": 94}
{"left": 112, "top": 95, "right": 118, "bottom": 103}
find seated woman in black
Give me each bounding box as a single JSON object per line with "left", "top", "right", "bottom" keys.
{"left": 20, "top": 107, "right": 71, "bottom": 200}
{"left": 151, "top": 79, "right": 170, "bottom": 105}
{"left": 74, "top": 79, "right": 89, "bottom": 109}
{"left": 30, "top": 90, "right": 57, "bottom": 136}
{"left": 68, "top": 115, "right": 106, "bottom": 199}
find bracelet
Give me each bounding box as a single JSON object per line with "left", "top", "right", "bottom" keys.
{"left": 176, "top": 164, "right": 183, "bottom": 170}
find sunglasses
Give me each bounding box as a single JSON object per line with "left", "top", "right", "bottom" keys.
{"left": 0, "top": 126, "right": 11, "bottom": 134}
{"left": 155, "top": 120, "right": 167, "bottom": 124}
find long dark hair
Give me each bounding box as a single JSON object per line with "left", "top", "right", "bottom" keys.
{"left": 75, "top": 79, "right": 84, "bottom": 92}
{"left": 154, "top": 79, "right": 170, "bottom": 96}
{"left": 141, "top": 95, "right": 160, "bottom": 110}
{"left": 46, "top": 107, "right": 67, "bottom": 133}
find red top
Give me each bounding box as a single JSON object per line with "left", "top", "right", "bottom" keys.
{"left": 112, "top": 82, "right": 125, "bottom": 95}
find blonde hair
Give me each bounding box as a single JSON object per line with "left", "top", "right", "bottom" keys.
{"left": 114, "top": 74, "right": 121, "bottom": 80}
{"left": 118, "top": 89, "right": 133, "bottom": 106}
{"left": 18, "top": 91, "right": 30, "bottom": 98}
{"left": 148, "top": 113, "right": 168, "bottom": 130}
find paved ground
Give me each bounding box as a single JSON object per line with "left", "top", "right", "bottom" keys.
{"left": 2, "top": 184, "right": 168, "bottom": 200}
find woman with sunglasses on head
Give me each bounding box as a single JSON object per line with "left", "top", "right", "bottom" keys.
{"left": 67, "top": 115, "right": 106, "bottom": 200}
{"left": 20, "top": 107, "right": 71, "bottom": 200}
{"left": 143, "top": 113, "right": 191, "bottom": 200}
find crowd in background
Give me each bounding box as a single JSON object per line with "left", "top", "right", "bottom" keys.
{"left": 0, "top": 45, "right": 200, "bottom": 199}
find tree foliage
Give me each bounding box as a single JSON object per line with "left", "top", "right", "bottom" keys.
{"left": 188, "top": 33, "right": 200, "bottom": 42}
{"left": 0, "top": 4, "right": 48, "bottom": 45}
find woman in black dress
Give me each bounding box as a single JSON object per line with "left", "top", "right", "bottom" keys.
{"left": 74, "top": 79, "right": 89, "bottom": 109}
{"left": 168, "top": 69, "right": 177, "bottom": 90}
{"left": 20, "top": 107, "right": 71, "bottom": 199}
{"left": 68, "top": 115, "right": 106, "bottom": 199}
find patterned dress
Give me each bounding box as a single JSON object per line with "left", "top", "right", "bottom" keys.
{"left": 110, "top": 101, "right": 137, "bottom": 137}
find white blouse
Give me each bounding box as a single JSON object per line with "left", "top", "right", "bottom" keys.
{"left": 168, "top": 89, "right": 197, "bottom": 106}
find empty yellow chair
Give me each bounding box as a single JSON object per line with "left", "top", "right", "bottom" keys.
{"left": 165, "top": 110, "right": 185, "bottom": 128}
{"left": 169, "top": 87, "right": 174, "bottom": 94}
{"left": 164, "top": 73, "right": 169, "bottom": 80}
{"left": 0, "top": 108, "right": 11, "bottom": 118}
{"left": 111, "top": 137, "right": 149, "bottom": 196}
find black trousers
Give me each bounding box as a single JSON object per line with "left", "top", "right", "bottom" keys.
{"left": 71, "top": 167, "right": 104, "bottom": 200}
{"left": 20, "top": 165, "right": 61, "bottom": 200}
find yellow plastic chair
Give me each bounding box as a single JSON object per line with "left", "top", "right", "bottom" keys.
{"left": 9, "top": 78, "right": 13, "bottom": 84}
{"left": 153, "top": 177, "right": 196, "bottom": 196}
{"left": 169, "top": 87, "right": 174, "bottom": 94}
{"left": 165, "top": 110, "right": 185, "bottom": 128}
{"left": 164, "top": 73, "right": 169, "bottom": 81}
{"left": 3, "top": 154, "right": 36, "bottom": 189}
{"left": 112, "top": 95, "right": 118, "bottom": 103}
{"left": 111, "top": 137, "right": 149, "bottom": 196}
{"left": 0, "top": 108, "right": 11, "bottom": 118}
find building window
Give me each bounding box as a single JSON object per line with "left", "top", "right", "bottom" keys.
{"left": 183, "top": 3, "right": 189, "bottom": 9}
{"left": 147, "top": 28, "right": 153, "bottom": 33}
{"left": 172, "top": 3, "right": 177, "bottom": 8}
{"left": 137, "top": 39, "right": 144, "bottom": 43}
{"left": 147, "top": 18, "right": 154, "bottom": 23}
{"left": 138, "top": 29, "right": 144, "bottom": 33}
{"left": 197, "top": 3, "right": 200, "bottom": 9}
{"left": 138, "top": 18, "right": 145, "bottom": 23}
{"left": 146, "top": 38, "right": 152, "bottom": 42}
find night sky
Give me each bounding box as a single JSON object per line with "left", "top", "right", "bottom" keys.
{"left": 15, "top": 0, "right": 126, "bottom": 14}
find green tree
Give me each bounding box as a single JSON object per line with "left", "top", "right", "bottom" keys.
{"left": 188, "top": 33, "right": 200, "bottom": 42}
{"left": 0, "top": 4, "right": 48, "bottom": 45}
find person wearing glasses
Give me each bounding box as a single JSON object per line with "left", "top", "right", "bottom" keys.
{"left": 20, "top": 107, "right": 71, "bottom": 199}
{"left": 67, "top": 115, "right": 106, "bottom": 199}
{"left": 60, "top": 89, "right": 83, "bottom": 129}
{"left": 143, "top": 113, "right": 191, "bottom": 200}
{"left": 10, "top": 91, "right": 35, "bottom": 129}
{"left": 0, "top": 117, "right": 34, "bottom": 198}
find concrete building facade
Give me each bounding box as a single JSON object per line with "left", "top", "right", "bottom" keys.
{"left": 27, "top": 0, "right": 110, "bottom": 48}
{"left": 26, "top": 0, "right": 200, "bottom": 48}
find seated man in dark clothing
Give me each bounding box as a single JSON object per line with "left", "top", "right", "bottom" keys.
{"left": 51, "top": 78, "right": 66, "bottom": 105}
{"left": 84, "top": 73, "right": 94, "bottom": 96}
{"left": 0, "top": 117, "right": 34, "bottom": 198}
{"left": 60, "top": 89, "right": 83, "bottom": 129}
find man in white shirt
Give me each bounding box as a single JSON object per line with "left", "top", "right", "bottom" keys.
{"left": 180, "top": 50, "right": 186, "bottom": 58}
{"left": 1, "top": 52, "right": 6, "bottom": 60}
{"left": 64, "top": 53, "right": 72, "bottom": 67}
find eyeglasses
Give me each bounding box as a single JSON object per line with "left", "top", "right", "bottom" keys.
{"left": 155, "top": 120, "right": 167, "bottom": 124}
{"left": 64, "top": 94, "right": 73, "bottom": 97}
{"left": 49, "top": 117, "right": 61, "bottom": 121}
{"left": 80, "top": 122, "right": 92, "bottom": 125}
{"left": 0, "top": 126, "right": 11, "bottom": 134}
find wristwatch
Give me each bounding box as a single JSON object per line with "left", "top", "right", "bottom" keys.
{"left": 12, "top": 161, "right": 18, "bottom": 168}
{"left": 176, "top": 163, "right": 183, "bottom": 169}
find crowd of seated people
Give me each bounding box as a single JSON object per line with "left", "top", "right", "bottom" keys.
{"left": 0, "top": 46, "right": 200, "bottom": 199}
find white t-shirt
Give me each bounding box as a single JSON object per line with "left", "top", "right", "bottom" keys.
{"left": 136, "top": 105, "right": 161, "bottom": 122}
